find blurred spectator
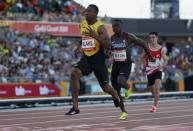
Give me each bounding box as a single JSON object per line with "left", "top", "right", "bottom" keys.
{"left": 0, "top": 28, "right": 192, "bottom": 83}
{"left": 0, "top": 0, "right": 85, "bottom": 22}
{"left": 0, "top": 64, "right": 8, "bottom": 83}
{"left": 171, "top": 45, "right": 180, "bottom": 59}
{"left": 0, "top": 26, "right": 81, "bottom": 83}
{"left": 165, "top": 73, "right": 177, "bottom": 91}
{"left": 0, "top": 5, "right": 191, "bottom": 85}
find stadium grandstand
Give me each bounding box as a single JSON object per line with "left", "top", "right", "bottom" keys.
{"left": 0, "top": 0, "right": 192, "bottom": 108}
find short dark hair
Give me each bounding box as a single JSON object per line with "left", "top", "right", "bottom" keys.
{"left": 149, "top": 32, "right": 158, "bottom": 36}
{"left": 112, "top": 19, "right": 123, "bottom": 25}
{"left": 88, "top": 4, "right": 99, "bottom": 14}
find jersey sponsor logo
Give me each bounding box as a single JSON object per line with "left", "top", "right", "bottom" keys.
{"left": 149, "top": 58, "right": 160, "bottom": 67}
{"left": 145, "top": 47, "right": 163, "bottom": 75}
{"left": 146, "top": 58, "right": 161, "bottom": 75}
{"left": 112, "top": 50, "right": 127, "bottom": 61}
{"left": 111, "top": 43, "right": 126, "bottom": 48}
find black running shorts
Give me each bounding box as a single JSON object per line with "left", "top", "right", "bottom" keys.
{"left": 111, "top": 62, "right": 132, "bottom": 87}
{"left": 147, "top": 71, "right": 162, "bottom": 86}
{"left": 74, "top": 56, "right": 109, "bottom": 86}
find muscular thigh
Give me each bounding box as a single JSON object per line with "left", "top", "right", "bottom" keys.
{"left": 74, "top": 57, "right": 92, "bottom": 76}
{"left": 111, "top": 64, "right": 119, "bottom": 87}
{"left": 118, "top": 63, "right": 132, "bottom": 79}
{"left": 147, "top": 71, "right": 162, "bottom": 86}
{"left": 111, "top": 63, "right": 131, "bottom": 88}
{"left": 92, "top": 62, "right": 109, "bottom": 87}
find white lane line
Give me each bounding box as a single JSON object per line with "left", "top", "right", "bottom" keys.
{"left": 0, "top": 98, "right": 192, "bottom": 113}
{"left": 0, "top": 99, "right": 193, "bottom": 117}
{"left": 0, "top": 103, "right": 191, "bottom": 119}
{"left": 1, "top": 114, "right": 193, "bottom": 130}
{"left": 130, "top": 122, "right": 193, "bottom": 131}
{"left": 0, "top": 108, "right": 193, "bottom": 127}
{"left": 0, "top": 106, "right": 193, "bottom": 122}
{"left": 27, "top": 121, "right": 193, "bottom": 131}
{"left": 164, "top": 122, "right": 193, "bottom": 127}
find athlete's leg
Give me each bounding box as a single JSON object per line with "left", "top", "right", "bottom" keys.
{"left": 118, "top": 63, "right": 132, "bottom": 99}
{"left": 65, "top": 68, "right": 82, "bottom": 115}
{"left": 111, "top": 78, "right": 128, "bottom": 119}
{"left": 94, "top": 63, "right": 120, "bottom": 107}
{"left": 111, "top": 64, "right": 128, "bottom": 120}
{"left": 149, "top": 84, "right": 156, "bottom": 105}
{"left": 65, "top": 58, "right": 91, "bottom": 115}
{"left": 148, "top": 71, "right": 162, "bottom": 112}
{"left": 154, "top": 78, "right": 161, "bottom": 107}
{"left": 70, "top": 68, "right": 82, "bottom": 110}
{"left": 147, "top": 73, "right": 156, "bottom": 112}
{"left": 110, "top": 64, "right": 121, "bottom": 107}
{"left": 152, "top": 71, "right": 162, "bottom": 107}
{"left": 115, "top": 85, "right": 128, "bottom": 120}
{"left": 148, "top": 84, "right": 157, "bottom": 113}
{"left": 117, "top": 75, "right": 128, "bottom": 89}
{"left": 117, "top": 75, "right": 129, "bottom": 112}
{"left": 117, "top": 75, "right": 132, "bottom": 99}
{"left": 149, "top": 85, "right": 155, "bottom": 96}
{"left": 101, "top": 84, "right": 120, "bottom": 104}
{"left": 117, "top": 75, "right": 129, "bottom": 120}
{"left": 115, "top": 82, "right": 127, "bottom": 113}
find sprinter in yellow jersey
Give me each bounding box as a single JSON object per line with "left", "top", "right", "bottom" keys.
{"left": 65, "top": 4, "right": 121, "bottom": 115}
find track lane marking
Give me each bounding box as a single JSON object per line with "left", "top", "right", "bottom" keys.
{"left": 0, "top": 100, "right": 193, "bottom": 117}
{"left": 0, "top": 106, "right": 193, "bottom": 121}
{"left": 1, "top": 109, "right": 193, "bottom": 127}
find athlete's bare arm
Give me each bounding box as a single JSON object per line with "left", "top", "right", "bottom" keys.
{"left": 126, "top": 33, "right": 154, "bottom": 61}
{"left": 85, "top": 25, "right": 111, "bottom": 49}
{"left": 161, "top": 49, "right": 168, "bottom": 68}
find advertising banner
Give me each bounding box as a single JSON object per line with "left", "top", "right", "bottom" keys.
{"left": 0, "top": 20, "right": 81, "bottom": 36}
{"left": 0, "top": 83, "right": 60, "bottom": 99}
{"left": 132, "top": 81, "right": 166, "bottom": 92}
{"left": 0, "top": 20, "right": 112, "bottom": 37}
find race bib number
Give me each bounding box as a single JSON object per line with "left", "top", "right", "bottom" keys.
{"left": 82, "top": 37, "right": 95, "bottom": 51}
{"left": 112, "top": 50, "right": 127, "bottom": 61}
{"left": 149, "top": 58, "right": 160, "bottom": 67}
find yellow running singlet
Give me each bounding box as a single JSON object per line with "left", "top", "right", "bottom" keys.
{"left": 80, "top": 19, "right": 103, "bottom": 56}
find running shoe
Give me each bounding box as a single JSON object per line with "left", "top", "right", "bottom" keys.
{"left": 65, "top": 107, "right": 80, "bottom": 115}
{"left": 119, "top": 112, "right": 128, "bottom": 120}
{"left": 149, "top": 106, "right": 156, "bottom": 113}
{"left": 124, "top": 88, "right": 132, "bottom": 99}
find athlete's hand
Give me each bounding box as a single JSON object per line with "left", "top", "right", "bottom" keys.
{"left": 159, "top": 62, "right": 167, "bottom": 70}
{"left": 84, "top": 26, "right": 98, "bottom": 39}
{"left": 74, "top": 46, "right": 82, "bottom": 58}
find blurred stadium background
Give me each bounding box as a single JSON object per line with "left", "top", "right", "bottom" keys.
{"left": 0, "top": 0, "right": 193, "bottom": 107}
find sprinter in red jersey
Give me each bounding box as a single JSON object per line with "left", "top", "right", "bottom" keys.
{"left": 141, "top": 32, "right": 168, "bottom": 113}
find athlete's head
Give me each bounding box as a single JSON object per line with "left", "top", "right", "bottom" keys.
{"left": 84, "top": 4, "right": 99, "bottom": 22}
{"left": 149, "top": 32, "right": 158, "bottom": 45}
{"left": 112, "top": 19, "right": 123, "bottom": 34}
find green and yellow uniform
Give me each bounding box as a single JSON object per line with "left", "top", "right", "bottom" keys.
{"left": 75, "top": 19, "right": 109, "bottom": 86}
{"left": 80, "top": 19, "right": 103, "bottom": 57}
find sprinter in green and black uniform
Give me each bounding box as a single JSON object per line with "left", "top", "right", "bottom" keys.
{"left": 111, "top": 19, "right": 154, "bottom": 120}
